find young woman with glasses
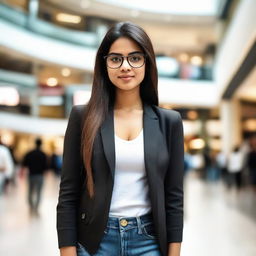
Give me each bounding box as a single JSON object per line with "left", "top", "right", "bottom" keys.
{"left": 57, "top": 21, "right": 184, "bottom": 256}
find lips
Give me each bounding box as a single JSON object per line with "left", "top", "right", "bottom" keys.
{"left": 118, "top": 75, "right": 134, "bottom": 78}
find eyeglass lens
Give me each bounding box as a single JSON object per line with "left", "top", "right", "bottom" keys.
{"left": 106, "top": 54, "right": 145, "bottom": 68}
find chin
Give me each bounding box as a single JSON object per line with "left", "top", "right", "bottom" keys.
{"left": 117, "top": 83, "right": 140, "bottom": 91}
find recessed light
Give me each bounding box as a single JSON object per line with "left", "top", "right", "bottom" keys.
{"left": 56, "top": 13, "right": 82, "bottom": 24}
{"left": 46, "top": 77, "right": 58, "bottom": 87}
{"left": 61, "top": 68, "right": 71, "bottom": 77}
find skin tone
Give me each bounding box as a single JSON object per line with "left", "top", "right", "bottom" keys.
{"left": 107, "top": 37, "right": 145, "bottom": 141}
{"left": 60, "top": 36, "right": 181, "bottom": 256}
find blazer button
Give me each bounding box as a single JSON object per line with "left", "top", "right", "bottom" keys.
{"left": 81, "top": 213, "right": 86, "bottom": 220}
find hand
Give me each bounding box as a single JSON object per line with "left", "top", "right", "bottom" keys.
{"left": 168, "top": 243, "right": 181, "bottom": 256}
{"left": 60, "top": 246, "right": 77, "bottom": 256}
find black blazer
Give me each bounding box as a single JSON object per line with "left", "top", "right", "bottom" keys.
{"left": 57, "top": 103, "right": 184, "bottom": 256}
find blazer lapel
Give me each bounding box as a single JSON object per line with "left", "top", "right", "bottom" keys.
{"left": 143, "top": 104, "right": 161, "bottom": 181}
{"left": 100, "top": 106, "right": 116, "bottom": 179}
{"left": 100, "top": 103, "right": 161, "bottom": 180}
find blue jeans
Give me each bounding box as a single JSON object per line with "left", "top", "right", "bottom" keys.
{"left": 28, "top": 175, "right": 43, "bottom": 211}
{"left": 77, "top": 213, "right": 162, "bottom": 256}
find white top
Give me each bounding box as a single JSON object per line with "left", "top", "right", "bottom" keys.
{"left": 227, "top": 151, "right": 244, "bottom": 173}
{"left": 0, "top": 145, "right": 14, "bottom": 187}
{"left": 109, "top": 129, "right": 151, "bottom": 217}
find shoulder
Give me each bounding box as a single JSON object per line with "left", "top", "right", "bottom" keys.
{"left": 70, "top": 104, "right": 87, "bottom": 116}
{"left": 152, "top": 105, "right": 182, "bottom": 123}
{"left": 68, "top": 104, "right": 87, "bottom": 123}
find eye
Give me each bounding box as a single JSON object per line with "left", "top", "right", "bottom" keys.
{"left": 109, "top": 56, "right": 122, "bottom": 63}
{"left": 129, "top": 55, "right": 143, "bottom": 62}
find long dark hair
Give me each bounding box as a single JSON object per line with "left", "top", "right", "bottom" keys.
{"left": 82, "top": 21, "right": 158, "bottom": 197}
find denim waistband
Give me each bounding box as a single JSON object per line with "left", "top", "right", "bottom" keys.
{"left": 107, "top": 213, "right": 153, "bottom": 228}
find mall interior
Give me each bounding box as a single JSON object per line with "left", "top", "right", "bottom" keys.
{"left": 0, "top": 0, "right": 256, "bottom": 255}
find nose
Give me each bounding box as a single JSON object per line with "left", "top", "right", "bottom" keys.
{"left": 120, "top": 57, "right": 131, "bottom": 70}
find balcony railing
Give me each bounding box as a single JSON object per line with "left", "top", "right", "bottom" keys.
{"left": 0, "top": 3, "right": 98, "bottom": 47}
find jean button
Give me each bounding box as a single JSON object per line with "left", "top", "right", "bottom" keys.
{"left": 120, "top": 219, "right": 128, "bottom": 227}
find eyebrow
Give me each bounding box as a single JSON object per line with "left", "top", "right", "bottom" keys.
{"left": 108, "top": 51, "right": 143, "bottom": 56}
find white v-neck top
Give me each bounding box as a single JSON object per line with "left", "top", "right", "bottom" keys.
{"left": 109, "top": 129, "right": 151, "bottom": 217}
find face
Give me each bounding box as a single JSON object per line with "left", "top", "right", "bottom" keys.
{"left": 106, "top": 37, "right": 145, "bottom": 93}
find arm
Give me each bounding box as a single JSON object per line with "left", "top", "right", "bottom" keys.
{"left": 56, "top": 106, "right": 84, "bottom": 255}
{"left": 165, "top": 112, "right": 184, "bottom": 255}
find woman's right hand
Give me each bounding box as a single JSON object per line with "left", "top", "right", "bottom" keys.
{"left": 60, "top": 246, "right": 77, "bottom": 256}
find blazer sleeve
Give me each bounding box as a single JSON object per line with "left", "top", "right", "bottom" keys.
{"left": 164, "top": 111, "right": 184, "bottom": 243}
{"left": 56, "top": 106, "right": 84, "bottom": 248}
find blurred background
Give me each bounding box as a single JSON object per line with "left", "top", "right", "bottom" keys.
{"left": 0, "top": 0, "right": 255, "bottom": 255}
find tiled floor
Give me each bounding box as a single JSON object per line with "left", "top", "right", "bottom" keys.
{"left": 0, "top": 170, "right": 256, "bottom": 256}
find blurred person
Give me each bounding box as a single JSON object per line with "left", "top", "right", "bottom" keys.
{"left": 247, "top": 137, "right": 256, "bottom": 192}
{"left": 0, "top": 140, "right": 14, "bottom": 195}
{"left": 50, "top": 151, "right": 62, "bottom": 176}
{"left": 189, "top": 151, "right": 204, "bottom": 176}
{"left": 227, "top": 146, "right": 244, "bottom": 190}
{"left": 216, "top": 150, "right": 228, "bottom": 185}
{"left": 0, "top": 137, "right": 17, "bottom": 190}
{"left": 202, "top": 146, "right": 211, "bottom": 180}
{"left": 206, "top": 150, "right": 220, "bottom": 182}
{"left": 57, "top": 22, "right": 184, "bottom": 256}
{"left": 183, "top": 144, "right": 191, "bottom": 176}
{"left": 184, "top": 151, "right": 191, "bottom": 176}
{"left": 21, "top": 138, "right": 48, "bottom": 215}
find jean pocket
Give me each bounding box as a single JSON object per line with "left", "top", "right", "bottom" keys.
{"left": 142, "top": 223, "right": 157, "bottom": 239}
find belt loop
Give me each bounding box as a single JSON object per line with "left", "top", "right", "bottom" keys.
{"left": 136, "top": 216, "right": 143, "bottom": 234}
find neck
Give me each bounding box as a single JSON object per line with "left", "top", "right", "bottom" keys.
{"left": 114, "top": 88, "right": 142, "bottom": 111}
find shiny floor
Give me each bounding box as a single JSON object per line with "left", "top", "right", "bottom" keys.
{"left": 0, "top": 170, "right": 256, "bottom": 256}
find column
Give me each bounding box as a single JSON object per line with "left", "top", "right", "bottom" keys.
{"left": 220, "top": 98, "right": 242, "bottom": 155}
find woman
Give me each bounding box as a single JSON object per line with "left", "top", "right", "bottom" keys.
{"left": 57, "top": 21, "right": 184, "bottom": 256}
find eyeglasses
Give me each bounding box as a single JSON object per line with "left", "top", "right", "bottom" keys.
{"left": 104, "top": 53, "right": 146, "bottom": 69}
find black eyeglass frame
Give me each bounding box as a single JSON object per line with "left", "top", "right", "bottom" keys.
{"left": 103, "top": 53, "right": 146, "bottom": 69}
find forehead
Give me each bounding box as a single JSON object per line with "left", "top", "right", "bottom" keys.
{"left": 108, "top": 37, "right": 142, "bottom": 54}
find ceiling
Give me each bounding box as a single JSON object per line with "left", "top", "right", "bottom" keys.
{"left": 45, "top": 0, "right": 224, "bottom": 55}
{"left": 47, "top": 0, "right": 225, "bottom": 23}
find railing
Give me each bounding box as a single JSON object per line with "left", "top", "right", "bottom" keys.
{"left": 0, "top": 69, "right": 36, "bottom": 88}
{"left": 0, "top": 3, "right": 213, "bottom": 81}
{"left": 0, "top": 3, "right": 98, "bottom": 47}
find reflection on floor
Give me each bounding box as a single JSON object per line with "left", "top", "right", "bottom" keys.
{"left": 0, "top": 170, "right": 256, "bottom": 256}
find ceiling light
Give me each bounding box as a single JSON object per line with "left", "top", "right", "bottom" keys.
{"left": 189, "top": 138, "right": 205, "bottom": 150}
{"left": 56, "top": 13, "right": 82, "bottom": 24}
{"left": 61, "top": 68, "right": 71, "bottom": 77}
{"left": 46, "top": 77, "right": 58, "bottom": 87}
{"left": 187, "top": 110, "right": 198, "bottom": 120}
{"left": 190, "top": 56, "right": 203, "bottom": 66}
{"left": 243, "top": 119, "right": 256, "bottom": 131}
